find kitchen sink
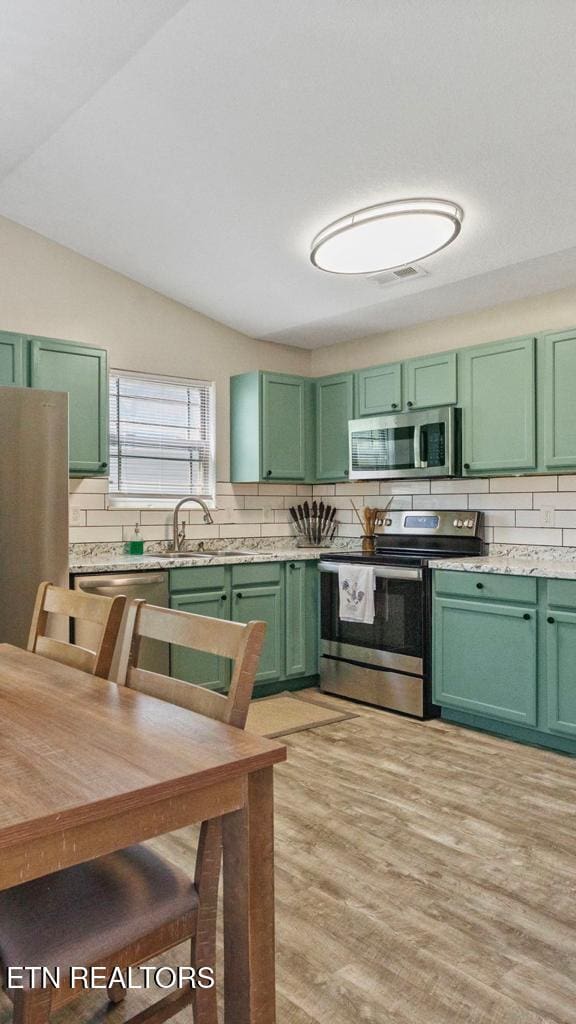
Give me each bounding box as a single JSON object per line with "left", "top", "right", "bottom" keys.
{"left": 153, "top": 551, "right": 215, "bottom": 560}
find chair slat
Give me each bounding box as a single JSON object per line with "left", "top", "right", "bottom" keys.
{"left": 35, "top": 636, "right": 96, "bottom": 674}
{"left": 128, "top": 667, "right": 229, "bottom": 721}
{"left": 137, "top": 604, "right": 245, "bottom": 660}
{"left": 44, "top": 586, "right": 115, "bottom": 626}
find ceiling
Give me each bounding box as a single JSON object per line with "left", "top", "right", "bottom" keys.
{"left": 2, "top": 0, "right": 576, "bottom": 349}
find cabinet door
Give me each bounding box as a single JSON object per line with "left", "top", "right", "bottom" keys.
{"left": 316, "top": 373, "right": 354, "bottom": 481}
{"left": 546, "top": 610, "right": 576, "bottom": 737}
{"left": 170, "top": 590, "right": 231, "bottom": 690}
{"left": 0, "top": 332, "right": 27, "bottom": 386}
{"left": 285, "top": 560, "right": 318, "bottom": 678}
{"left": 355, "top": 363, "right": 402, "bottom": 416}
{"left": 433, "top": 597, "right": 537, "bottom": 725}
{"left": 460, "top": 336, "right": 536, "bottom": 474}
{"left": 404, "top": 352, "right": 457, "bottom": 410}
{"left": 540, "top": 330, "right": 576, "bottom": 470}
{"left": 261, "top": 373, "right": 311, "bottom": 481}
{"left": 30, "top": 338, "right": 108, "bottom": 476}
{"left": 232, "top": 584, "right": 283, "bottom": 682}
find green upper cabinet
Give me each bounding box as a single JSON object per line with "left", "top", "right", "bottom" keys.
{"left": 316, "top": 373, "right": 354, "bottom": 481}
{"left": 433, "top": 593, "right": 538, "bottom": 726}
{"left": 29, "top": 338, "right": 108, "bottom": 476}
{"left": 355, "top": 362, "right": 402, "bottom": 416}
{"left": 539, "top": 329, "right": 576, "bottom": 470}
{"left": 230, "top": 371, "right": 314, "bottom": 482}
{"left": 404, "top": 351, "right": 457, "bottom": 410}
{"left": 0, "top": 332, "right": 27, "bottom": 386}
{"left": 459, "top": 336, "right": 536, "bottom": 474}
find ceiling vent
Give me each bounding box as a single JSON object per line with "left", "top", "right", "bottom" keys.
{"left": 369, "top": 264, "right": 429, "bottom": 287}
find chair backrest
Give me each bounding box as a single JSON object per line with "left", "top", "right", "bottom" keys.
{"left": 27, "top": 582, "right": 127, "bottom": 680}
{"left": 115, "top": 601, "right": 266, "bottom": 729}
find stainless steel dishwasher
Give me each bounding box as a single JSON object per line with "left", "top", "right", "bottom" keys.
{"left": 73, "top": 571, "right": 170, "bottom": 677}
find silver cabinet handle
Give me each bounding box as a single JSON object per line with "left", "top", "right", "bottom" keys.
{"left": 79, "top": 573, "right": 166, "bottom": 590}
{"left": 319, "top": 562, "right": 422, "bottom": 581}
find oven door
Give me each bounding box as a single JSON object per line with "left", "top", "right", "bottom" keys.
{"left": 348, "top": 407, "right": 456, "bottom": 479}
{"left": 319, "top": 562, "right": 423, "bottom": 675}
{"left": 319, "top": 562, "right": 426, "bottom": 715}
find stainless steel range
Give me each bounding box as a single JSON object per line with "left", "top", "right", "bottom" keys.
{"left": 319, "top": 510, "right": 484, "bottom": 718}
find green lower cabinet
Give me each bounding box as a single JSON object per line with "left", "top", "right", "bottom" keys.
{"left": 433, "top": 596, "right": 537, "bottom": 725}
{"left": 30, "top": 337, "right": 108, "bottom": 476}
{"left": 231, "top": 584, "right": 283, "bottom": 683}
{"left": 0, "top": 333, "right": 27, "bottom": 386}
{"left": 285, "top": 560, "right": 318, "bottom": 678}
{"left": 170, "top": 589, "right": 232, "bottom": 690}
{"left": 545, "top": 609, "right": 576, "bottom": 737}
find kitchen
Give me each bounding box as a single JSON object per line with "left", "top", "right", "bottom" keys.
{"left": 1, "top": 2, "right": 576, "bottom": 1023}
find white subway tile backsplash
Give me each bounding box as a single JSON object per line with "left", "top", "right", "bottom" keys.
{"left": 69, "top": 478, "right": 109, "bottom": 494}
{"left": 533, "top": 492, "right": 576, "bottom": 509}
{"left": 334, "top": 482, "right": 381, "bottom": 495}
{"left": 70, "top": 493, "right": 106, "bottom": 509}
{"left": 472, "top": 493, "right": 533, "bottom": 510}
{"left": 431, "top": 478, "right": 489, "bottom": 493}
{"left": 70, "top": 526, "right": 123, "bottom": 542}
{"left": 379, "top": 480, "right": 431, "bottom": 494}
{"left": 490, "top": 475, "right": 557, "bottom": 492}
{"left": 67, "top": 472, "right": 576, "bottom": 552}
{"left": 87, "top": 510, "right": 136, "bottom": 526}
{"left": 413, "top": 494, "right": 468, "bottom": 510}
{"left": 245, "top": 495, "right": 285, "bottom": 509}
{"left": 558, "top": 475, "right": 576, "bottom": 491}
{"left": 493, "top": 527, "right": 563, "bottom": 546}
{"left": 219, "top": 524, "right": 262, "bottom": 538}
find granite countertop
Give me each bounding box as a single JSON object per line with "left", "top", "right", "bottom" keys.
{"left": 69, "top": 547, "right": 328, "bottom": 574}
{"left": 428, "top": 555, "right": 576, "bottom": 580}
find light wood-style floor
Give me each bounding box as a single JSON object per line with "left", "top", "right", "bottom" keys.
{"left": 2, "top": 693, "right": 576, "bottom": 1023}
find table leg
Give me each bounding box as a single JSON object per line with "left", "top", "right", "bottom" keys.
{"left": 222, "top": 767, "right": 276, "bottom": 1024}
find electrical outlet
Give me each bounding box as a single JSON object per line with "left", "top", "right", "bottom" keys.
{"left": 262, "top": 507, "right": 274, "bottom": 523}
{"left": 540, "top": 507, "right": 555, "bottom": 527}
{"left": 70, "top": 507, "right": 85, "bottom": 526}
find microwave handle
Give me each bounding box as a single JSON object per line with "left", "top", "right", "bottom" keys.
{"left": 413, "top": 423, "right": 423, "bottom": 470}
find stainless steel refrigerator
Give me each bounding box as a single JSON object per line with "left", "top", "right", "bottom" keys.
{"left": 0, "top": 387, "right": 69, "bottom": 646}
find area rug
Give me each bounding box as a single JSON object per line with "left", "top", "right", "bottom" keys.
{"left": 246, "top": 692, "right": 358, "bottom": 738}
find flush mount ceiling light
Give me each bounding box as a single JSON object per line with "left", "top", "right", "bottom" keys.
{"left": 310, "top": 198, "right": 464, "bottom": 275}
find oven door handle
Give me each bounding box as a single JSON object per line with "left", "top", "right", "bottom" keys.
{"left": 319, "top": 562, "right": 422, "bottom": 581}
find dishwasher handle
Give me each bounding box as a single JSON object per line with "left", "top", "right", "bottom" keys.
{"left": 78, "top": 573, "right": 166, "bottom": 590}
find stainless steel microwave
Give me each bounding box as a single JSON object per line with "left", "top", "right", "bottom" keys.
{"left": 348, "top": 406, "right": 459, "bottom": 480}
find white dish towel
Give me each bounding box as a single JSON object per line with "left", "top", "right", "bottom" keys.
{"left": 338, "top": 564, "right": 376, "bottom": 624}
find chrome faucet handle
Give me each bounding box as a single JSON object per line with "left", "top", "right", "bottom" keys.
{"left": 177, "top": 520, "right": 186, "bottom": 549}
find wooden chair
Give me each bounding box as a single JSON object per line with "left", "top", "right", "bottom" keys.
{"left": 27, "top": 581, "right": 126, "bottom": 679}
{"left": 0, "top": 602, "right": 266, "bottom": 1024}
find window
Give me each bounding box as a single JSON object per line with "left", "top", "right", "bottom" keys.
{"left": 109, "top": 370, "right": 215, "bottom": 506}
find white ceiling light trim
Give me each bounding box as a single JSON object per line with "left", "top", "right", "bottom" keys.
{"left": 310, "top": 198, "right": 464, "bottom": 275}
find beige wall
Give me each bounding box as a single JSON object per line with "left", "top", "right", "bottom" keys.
{"left": 310, "top": 285, "right": 576, "bottom": 375}
{"left": 0, "top": 214, "right": 309, "bottom": 480}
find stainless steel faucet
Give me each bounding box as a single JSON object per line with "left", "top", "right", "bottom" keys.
{"left": 171, "top": 496, "right": 214, "bottom": 552}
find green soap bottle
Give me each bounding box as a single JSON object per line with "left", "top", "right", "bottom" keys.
{"left": 125, "top": 523, "right": 144, "bottom": 556}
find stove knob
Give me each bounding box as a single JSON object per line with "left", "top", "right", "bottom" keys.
{"left": 385, "top": 517, "right": 392, "bottom": 526}
{"left": 465, "top": 518, "right": 473, "bottom": 528}
{"left": 455, "top": 518, "right": 463, "bottom": 528}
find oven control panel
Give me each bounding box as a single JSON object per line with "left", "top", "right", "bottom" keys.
{"left": 375, "top": 510, "right": 481, "bottom": 537}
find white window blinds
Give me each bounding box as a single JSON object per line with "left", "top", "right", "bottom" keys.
{"left": 109, "top": 371, "right": 215, "bottom": 503}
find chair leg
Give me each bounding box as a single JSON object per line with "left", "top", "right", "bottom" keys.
{"left": 12, "top": 988, "right": 52, "bottom": 1024}
{"left": 191, "top": 937, "right": 218, "bottom": 1024}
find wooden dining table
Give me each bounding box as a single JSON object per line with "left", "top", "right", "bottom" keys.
{"left": 0, "top": 643, "right": 287, "bottom": 1023}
